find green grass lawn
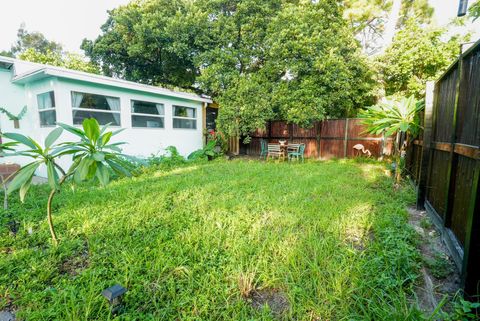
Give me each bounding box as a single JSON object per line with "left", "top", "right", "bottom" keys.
{"left": 0, "top": 159, "right": 422, "bottom": 320}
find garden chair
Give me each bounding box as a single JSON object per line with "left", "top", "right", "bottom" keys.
{"left": 260, "top": 139, "right": 268, "bottom": 159}
{"left": 267, "top": 143, "right": 284, "bottom": 161}
{"left": 288, "top": 143, "right": 305, "bottom": 162}
{"left": 286, "top": 144, "right": 300, "bottom": 155}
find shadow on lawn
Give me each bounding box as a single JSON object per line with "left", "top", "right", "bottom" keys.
{"left": 0, "top": 160, "right": 421, "bottom": 320}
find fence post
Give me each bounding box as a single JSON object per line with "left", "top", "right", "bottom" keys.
{"left": 416, "top": 81, "right": 435, "bottom": 210}
{"left": 343, "top": 118, "right": 349, "bottom": 158}
{"left": 461, "top": 162, "right": 480, "bottom": 297}
{"left": 316, "top": 121, "right": 321, "bottom": 159}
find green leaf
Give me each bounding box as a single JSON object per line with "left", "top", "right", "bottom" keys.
{"left": 101, "top": 132, "right": 112, "bottom": 146}
{"left": 96, "top": 162, "right": 110, "bottom": 186}
{"left": 106, "top": 159, "right": 131, "bottom": 177}
{"left": 57, "top": 122, "right": 86, "bottom": 139}
{"left": 82, "top": 118, "right": 100, "bottom": 143}
{"left": 399, "top": 122, "right": 409, "bottom": 132}
{"left": 74, "top": 157, "right": 94, "bottom": 184}
{"left": 93, "top": 152, "right": 105, "bottom": 161}
{"left": 19, "top": 177, "right": 33, "bottom": 203}
{"left": 7, "top": 161, "right": 41, "bottom": 195}
{"left": 45, "top": 127, "right": 63, "bottom": 149}
{"left": 2, "top": 133, "right": 37, "bottom": 150}
{"left": 46, "top": 161, "right": 59, "bottom": 190}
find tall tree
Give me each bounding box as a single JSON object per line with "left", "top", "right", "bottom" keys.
{"left": 18, "top": 49, "right": 100, "bottom": 74}
{"left": 10, "top": 23, "right": 63, "bottom": 56}
{"left": 470, "top": 0, "right": 480, "bottom": 20}
{"left": 343, "top": 0, "right": 433, "bottom": 55}
{"left": 84, "top": 0, "right": 376, "bottom": 138}
{"left": 376, "top": 19, "right": 465, "bottom": 98}
{"left": 81, "top": 0, "right": 203, "bottom": 89}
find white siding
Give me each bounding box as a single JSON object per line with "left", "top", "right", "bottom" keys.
{"left": 1, "top": 71, "right": 205, "bottom": 177}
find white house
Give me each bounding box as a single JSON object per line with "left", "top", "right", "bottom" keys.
{"left": 0, "top": 56, "right": 215, "bottom": 177}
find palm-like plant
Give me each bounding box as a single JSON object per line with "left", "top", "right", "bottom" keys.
{"left": 360, "top": 95, "right": 424, "bottom": 184}
{"left": 1, "top": 118, "right": 132, "bottom": 245}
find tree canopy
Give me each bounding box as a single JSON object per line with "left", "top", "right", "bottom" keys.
{"left": 376, "top": 19, "right": 465, "bottom": 98}
{"left": 3, "top": 24, "right": 98, "bottom": 74}
{"left": 83, "top": 0, "right": 375, "bottom": 137}
{"left": 18, "top": 49, "right": 100, "bottom": 74}
{"left": 343, "top": 0, "right": 433, "bottom": 55}
{"left": 10, "top": 23, "right": 63, "bottom": 56}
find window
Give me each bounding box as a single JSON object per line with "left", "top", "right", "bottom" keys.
{"left": 37, "top": 91, "right": 56, "bottom": 126}
{"left": 131, "top": 100, "right": 164, "bottom": 128}
{"left": 173, "top": 106, "right": 197, "bottom": 129}
{"left": 71, "top": 91, "right": 121, "bottom": 126}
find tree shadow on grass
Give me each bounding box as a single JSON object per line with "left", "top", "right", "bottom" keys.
{"left": 0, "top": 160, "right": 422, "bottom": 320}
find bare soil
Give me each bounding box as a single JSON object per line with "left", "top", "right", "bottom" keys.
{"left": 407, "top": 206, "right": 460, "bottom": 315}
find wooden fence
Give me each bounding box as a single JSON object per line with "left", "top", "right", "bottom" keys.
{"left": 237, "top": 119, "right": 394, "bottom": 159}
{"left": 408, "top": 39, "right": 480, "bottom": 298}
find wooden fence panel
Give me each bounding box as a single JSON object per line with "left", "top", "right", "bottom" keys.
{"left": 412, "top": 39, "right": 480, "bottom": 298}
{"left": 242, "top": 118, "right": 392, "bottom": 159}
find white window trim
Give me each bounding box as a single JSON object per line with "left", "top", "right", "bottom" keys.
{"left": 37, "top": 91, "right": 57, "bottom": 127}
{"left": 172, "top": 106, "right": 197, "bottom": 130}
{"left": 70, "top": 91, "right": 122, "bottom": 126}
{"left": 130, "top": 99, "right": 165, "bottom": 129}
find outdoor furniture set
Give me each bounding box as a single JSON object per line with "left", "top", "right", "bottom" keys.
{"left": 260, "top": 139, "right": 306, "bottom": 162}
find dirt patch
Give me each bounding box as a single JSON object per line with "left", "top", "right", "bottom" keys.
{"left": 248, "top": 288, "right": 290, "bottom": 318}
{"left": 407, "top": 206, "right": 460, "bottom": 314}
{"left": 59, "top": 242, "right": 90, "bottom": 276}
{"left": 0, "top": 292, "right": 17, "bottom": 321}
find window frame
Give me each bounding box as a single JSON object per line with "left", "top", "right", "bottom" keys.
{"left": 71, "top": 91, "right": 121, "bottom": 126}
{"left": 130, "top": 99, "right": 165, "bottom": 129}
{"left": 37, "top": 91, "right": 57, "bottom": 127}
{"left": 172, "top": 105, "right": 197, "bottom": 130}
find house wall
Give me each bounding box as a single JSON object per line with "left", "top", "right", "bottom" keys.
{"left": 0, "top": 68, "right": 205, "bottom": 177}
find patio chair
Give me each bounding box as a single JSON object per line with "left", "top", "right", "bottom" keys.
{"left": 288, "top": 143, "right": 305, "bottom": 162}
{"left": 286, "top": 144, "right": 300, "bottom": 155}
{"left": 267, "top": 143, "right": 284, "bottom": 161}
{"left": 260, "top": 139, "right": 268, "bottom": 159}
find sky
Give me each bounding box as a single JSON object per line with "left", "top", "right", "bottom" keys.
{"left": 0, "top": 0, "right": 478, "bottom": 55}
{"left": 0, "top": 0, "right": 130, "bottom": 54}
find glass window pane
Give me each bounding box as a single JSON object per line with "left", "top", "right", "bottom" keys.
{"left": 132, "top": 115, "right": 164, "bottom": 128}
{"left": 73, "top": 110, "right": 121, "bottom": 126}
{"left": 37, "top": 91, "right": 55, "bottom": 110}
{"left": 39, "top": 110, "right": 56, "bottom": 126}
{"left": 71, "top": 92, "right": 120, "bottom": 111}
{"left": 173, "top": 106, "right": 196, "bottom": 118}
{"left": 131, "top": 100, "right": 164, "bottom": 115}
{"left": 173, "top": 118, "right": 196, "bottom": 129}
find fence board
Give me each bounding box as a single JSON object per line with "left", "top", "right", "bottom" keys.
{"left": 241, "top": 119, "right": 392, "bottom": 159}
{"left": 410, "top": 39, "right": 480, "bottom": 298}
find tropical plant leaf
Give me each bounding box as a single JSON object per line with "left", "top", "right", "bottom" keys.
{"left": 47, "top": 161, "right": 60, "bottom": 190}
{"left": 96, "top": 162, "right": 110, "bottom": 186}
{"left": 101, "top": 132, "right": 112, "bottom": 146}
{"left": 45, "top": 127, "right": 64, "bottom": 149}
{"left": 2, "top": 133, "right": 38, "bottom": 150}
{"left": 19, "top": 176, "right": 33, "bottom": 203}
{"left": 7, "top": 161, "right": 41, "bottom": 195}
{"left": 82, "top": 118, "right": 100, "bottom": 143}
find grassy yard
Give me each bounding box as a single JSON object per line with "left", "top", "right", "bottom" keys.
{"left": 0, "top": 159, "right": 422, "bottom": 320}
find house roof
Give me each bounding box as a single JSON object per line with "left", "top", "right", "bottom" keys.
{"left": 0, "top": 56, "right": 14, "bottom": 69}
{"left": 0, "top": 56, "right": 212, "bottom": 103}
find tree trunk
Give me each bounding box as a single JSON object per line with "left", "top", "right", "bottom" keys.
{"left": 381, "top": 0, "right": 402, "bottom": 53}
{"left": 46, "top": 171, "right": 69, "bottom": 246}
{"left": 395, "top": 131, "right": 409, "bottom": 185}
{"left": 47, "top": 189, "right": 58, "bottom": 245}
